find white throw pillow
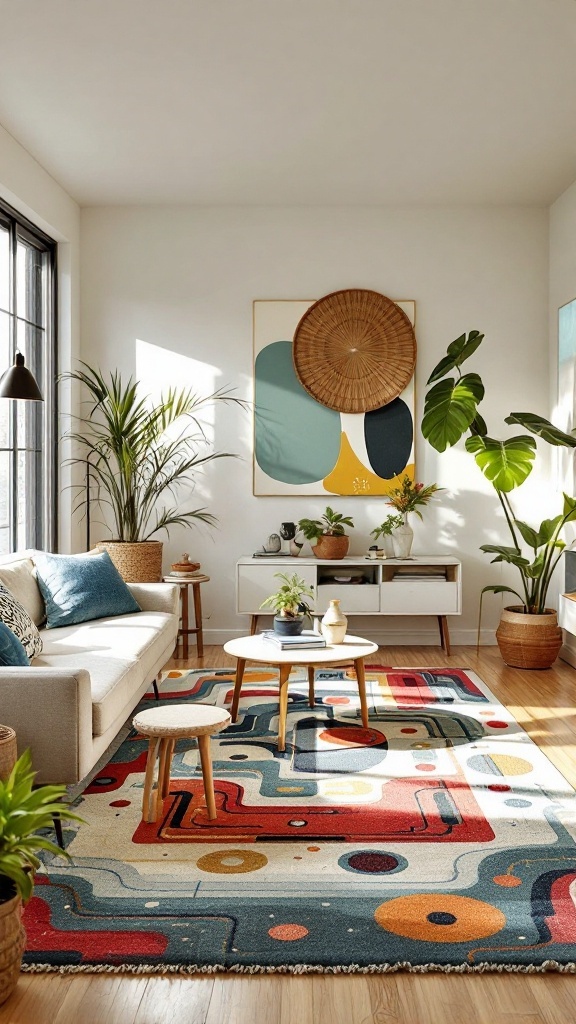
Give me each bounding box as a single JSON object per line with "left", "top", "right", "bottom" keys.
{"left": 0, "top": 583, "right": 43, "bottom": 660}
{"left": 0, "top": 557, "right": 45, "bottom": 626}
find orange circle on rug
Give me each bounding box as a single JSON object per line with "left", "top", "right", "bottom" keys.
{"left": 196, "top": 850, "right": 268, "bottom": 874}
{"left": 319, "top": 727, "right": 385, "bottom": 748}
{"left": 268, "top": 924, "right": 309, "bottom": 941}
{"left": 493, "top": 875, "right": 522, "bottom": 888}
{"left": 374, "top": 894, "right": 506, "bottom": 943}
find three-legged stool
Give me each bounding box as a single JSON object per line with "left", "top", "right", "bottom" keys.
{"left": 132, "top": 704, "right": 231, "bottom": 822}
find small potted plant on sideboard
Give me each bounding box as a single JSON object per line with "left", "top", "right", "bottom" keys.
{"left": 298, "top": 507, "right": 355, "bottom": 560}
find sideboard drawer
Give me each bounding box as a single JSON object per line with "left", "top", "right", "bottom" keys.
{"left": 316, "top": 584, "right": 380, "bottom": 614}
{"left": 380, "top": 582, "right": 460, "bottom": 615}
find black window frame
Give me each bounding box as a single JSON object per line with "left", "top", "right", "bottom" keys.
{"left": 0, "top": 196, "right": 57, "bottom": 553}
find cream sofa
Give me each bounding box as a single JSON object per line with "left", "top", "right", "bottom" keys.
{"left": 0, "top": 553, "right": 179, "bottom": 784}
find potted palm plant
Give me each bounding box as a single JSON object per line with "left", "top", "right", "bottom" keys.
{"left": 422, "top": 330, "right": 576, "bottom": 668}
{"left": 64, "top": 364, "right": 243, "bottom": 582}
{"left": 259, "top": 572, "right": 315, "bottom": 636}
{"left": 0, "top": 750, "right": 81, "bottom": 1004}
{"left": 298, "top": 507, "right": 355, "bottom": 560}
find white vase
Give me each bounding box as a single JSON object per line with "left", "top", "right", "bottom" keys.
{"left": 393, "top": 515, "right": 414, "bottom": 558}
{"left": 382, "top": 535, "right": 395, "bottom": 559}
{"left": 320, "top": 599, "right": 348, "bottom": 645}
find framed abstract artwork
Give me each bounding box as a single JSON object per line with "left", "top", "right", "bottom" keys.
{"left": 253, "top": 298, "right": 416, "bottom": 496}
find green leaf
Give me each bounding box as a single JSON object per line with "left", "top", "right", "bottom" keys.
{"left": 470, "top": 412, "right": 488, "bottom": 437}
{"left": 481, "top": 584, "right": 526, "bottom": 604}
{"left": 426, "top": 331, "right": 484, "bottom": 384}
{"left": 505, "top": 413, "right": 576, "bottom": 448}
{"left": 422, "top": 373, "right": 485, "bottom": 452}
{"left": 465, "top": 434, "right": 536, "bottom": 491}
{"left": 479, "top": 544, "right": 530, "bottom": 568}
{"left": 537, "top": 516, "right": 564, "bottom": 544}
{"left": 513, "top": 520, "right": 540, "bottom": 550}
{"left": 563, "top": 494, "right": 576, "bottom": 521}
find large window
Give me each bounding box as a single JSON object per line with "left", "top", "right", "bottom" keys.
{"left": 0, "top": 199, "right": 56, "bottom": 554}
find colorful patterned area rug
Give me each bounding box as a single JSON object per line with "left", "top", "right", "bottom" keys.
{"left": 22, "top": 665, "right": 576, "bottom": 974}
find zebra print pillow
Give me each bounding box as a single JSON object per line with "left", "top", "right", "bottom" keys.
{"left": 0, "top": 583, "right": 43, "bottom": 660}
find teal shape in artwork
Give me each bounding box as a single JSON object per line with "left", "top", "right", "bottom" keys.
{"left": 255, "top": 341, "right": 341, "bottom": 484}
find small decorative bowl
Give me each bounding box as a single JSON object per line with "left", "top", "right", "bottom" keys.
{"left": 171, "top": 561, "right": 200, "bottom": 573}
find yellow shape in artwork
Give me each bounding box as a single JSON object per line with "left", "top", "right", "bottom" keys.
{"left": 323, "top": 432, "right": 414, "bottom": 496}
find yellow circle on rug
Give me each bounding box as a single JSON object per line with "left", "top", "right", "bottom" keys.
{"left": 374, "top": 894, "right": 506, "bottom": 943}
{"left": 196, "top": 850, "right": 268, "bottom": 874}
{"left": 487, "top": 754, "right": 532, "bottom": 776}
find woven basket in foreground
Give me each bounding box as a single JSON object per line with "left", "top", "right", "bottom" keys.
{"left": 293, "top": 289, "right": 416, "bottom": 413}
{"left": 0, "top": 726, "right": 16, "bottom": 782}
{"left": 96, "top": 541, "right": 163, "bottom": 583}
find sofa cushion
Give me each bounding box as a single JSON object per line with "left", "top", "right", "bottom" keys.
{"left": 0, "top": 557, "right": 45, "bottom": 626}
{"left": 0, "top": 620, "right": 30, "bottom": 665}
{"left": 35, "top": 610, "right": 176, "bottom": 736}
{"left": 0, "top": 583, "right": 43, "bottom": 660}
{"left": 34, "top": 551, "right": 141, "bottom": 628}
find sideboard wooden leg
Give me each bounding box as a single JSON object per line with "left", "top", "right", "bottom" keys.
{"left": 438, "top": 615, "right": 451, "bottom": 656}
{"left": 250, "top": 615, "right": 259, "bottom": 635}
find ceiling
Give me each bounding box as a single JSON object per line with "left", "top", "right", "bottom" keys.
{"left": 1, "top": 0, "right": 576, "bottom": 207}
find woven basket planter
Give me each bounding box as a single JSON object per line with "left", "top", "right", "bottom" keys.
{"left": 0, "top": 727, "right": 16, "bottom": 782}
{"left": 496, "top": 607, "right": 563, "bottom": 670}
{"left": 311, "top": 535, "right": 350, "bottom": 560}
{"left": 96, "top": 541, "right": 163, "bottom": 583}
{"left": 0, "top": 893, "right": 25, "bottom": 1006}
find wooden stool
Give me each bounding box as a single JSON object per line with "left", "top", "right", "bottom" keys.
{"left": 163, "top": 574, "right": 210, "bottom": 658}
{"left": 132, "top": 704, "right": 230, "bottom": 823}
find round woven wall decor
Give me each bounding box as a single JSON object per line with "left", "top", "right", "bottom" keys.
{"left": 292, "top": 289, "right": 416, "bottom": 413}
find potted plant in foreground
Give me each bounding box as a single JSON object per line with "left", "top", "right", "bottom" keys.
{"left": 64, "top": 363, "right": 244, "bottom": 582}
{"left": 422, "top": 329, "right": 576, "bottom": 668}
{"left": 259, "top": 572, "right": 315, "bottom": 636}
{"left": 0, "top": 750, "right": 81, "bottom": 1004}
{"left": 298, "top": 507, "right": 355, "bottom": 560}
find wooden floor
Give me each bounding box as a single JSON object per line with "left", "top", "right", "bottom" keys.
{"left": 3, "top": 644, "right": 576, "bottom": 1024}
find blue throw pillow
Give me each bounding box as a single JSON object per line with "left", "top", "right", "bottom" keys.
{"left": 0, "top": 620, "right": 30, "bottom": 665}
{"left": 34, "top": 551, "right": 141, "bottom": 628}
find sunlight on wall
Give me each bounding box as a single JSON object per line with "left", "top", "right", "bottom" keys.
{"left": 135, "top": 338, "right": 221, "bottom": 415}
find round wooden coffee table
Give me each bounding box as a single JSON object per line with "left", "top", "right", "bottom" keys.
{"left": 223, "top": 633, "right": 378, "bottom": 752}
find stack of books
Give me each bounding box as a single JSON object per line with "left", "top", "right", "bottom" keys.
{"left": 261, "top": 630, "right": 327, "bottom": 650}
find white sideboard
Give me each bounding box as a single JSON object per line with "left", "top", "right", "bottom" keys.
{"left": 236, "top": 555, "right": 462, "bottom": 652}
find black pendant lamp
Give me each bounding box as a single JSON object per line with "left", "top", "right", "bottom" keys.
{"left": 0, "top": 352, "right": 43, "bottom": 401}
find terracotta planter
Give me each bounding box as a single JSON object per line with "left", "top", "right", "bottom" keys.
{"left": 312, "top": 534, "right": 350, "bottom": 560}
{"left": 496, "top": 606, "right": 563, "bottom": 670}
{"left": 0, "top": 892, "right": 25, "bottom": 1006}
{"left": 96, "top": 541, "right": 163, "bottom": 583}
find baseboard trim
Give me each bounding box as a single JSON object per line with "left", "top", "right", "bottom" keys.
{"left": 199, "top": 628, "right": 498, "bottom": 647}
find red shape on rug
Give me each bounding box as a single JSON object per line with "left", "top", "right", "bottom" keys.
{"left": 132, "top": 770, "right": 494, "bottom": 845}
{"left": 23, "top": 888, "right": 168, "bottom": 960}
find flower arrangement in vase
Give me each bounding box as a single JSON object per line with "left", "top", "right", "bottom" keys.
{"left": 385, "top": 477, "right": 442, "bottom": 558}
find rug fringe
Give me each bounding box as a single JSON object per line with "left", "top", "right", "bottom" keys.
{"left": 20, "top": 960, "right": 576, "bottom": 976}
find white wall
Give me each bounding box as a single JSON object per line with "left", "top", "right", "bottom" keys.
{"left": 80, "top": 205, "right": 549, "bottom": 644}
{"left": 0, "top": 122, "right": 81, "bottom": 552}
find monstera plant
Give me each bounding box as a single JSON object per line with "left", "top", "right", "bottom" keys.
{"left": 422, "top": 330, "right": 576, "bottom": 668}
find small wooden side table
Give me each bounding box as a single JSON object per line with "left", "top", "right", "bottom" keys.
{"left": 163, "top": 574, "right": 210, "bottom": 658}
